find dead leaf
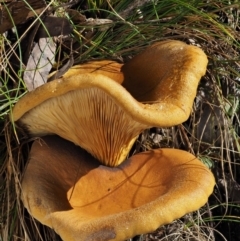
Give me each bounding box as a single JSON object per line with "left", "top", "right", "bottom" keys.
{"left": 0, "top": 0, "right": 46, "bottom": 33}
{"left": 23, "top": 38, "right": 56, "bottom": 91}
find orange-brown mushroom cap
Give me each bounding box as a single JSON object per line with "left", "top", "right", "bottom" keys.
{"left": 12, "top": 40, "right": 208, "bottom": 166}
{"left": 22, "top": 135, "right": 215, "bottom": 241}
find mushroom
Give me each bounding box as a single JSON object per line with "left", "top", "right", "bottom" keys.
{"left": 22, "top": 135, "right": 215, "bottom": 241}
{"left": 18, "top": 40, "right": 214, "bottom": 240}
{"left": 12, "top": 40, "right": 208, "bottom": 167}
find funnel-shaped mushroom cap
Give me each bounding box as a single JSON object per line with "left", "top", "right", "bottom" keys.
{"left": 58, "top": 60, "right": 124, "bottom": 84}
{"left": 22, "top": 136, "right": 215, "bottom": 241}
{"left": 122, "top": 40, "right": 208, "bottom": 105}
{"left": 12, "top": 40, "right": 208, "bottom": 166}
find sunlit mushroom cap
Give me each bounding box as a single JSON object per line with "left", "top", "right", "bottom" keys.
{"left": 22, "top": 136, "right": 215, "bottom": 241}
{"left": 12, "top": 40, "right": 208, "bottom": 166}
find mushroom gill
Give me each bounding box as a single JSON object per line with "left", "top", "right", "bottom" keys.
{"left": 12, "top": 40, "right": 208, "bottom": 167}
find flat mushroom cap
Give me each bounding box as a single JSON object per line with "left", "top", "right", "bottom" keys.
{"left": 12, "top": 40, "right": 208, "bottom": 166}
{"left": 22, "top": 136, "right": 215, "bottom": 241}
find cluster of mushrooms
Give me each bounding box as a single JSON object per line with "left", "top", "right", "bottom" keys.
{"left": 12, "top": 40, "right": 215, "bottom": 241}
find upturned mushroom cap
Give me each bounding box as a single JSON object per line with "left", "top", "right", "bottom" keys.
{"left": 22, "top": 135, "right": 215, "bottom": 241}
{"left": 12, "top": 40, "right": 208, "bottom": 166}
{"left": 59, "top": 60, "right": 124, "bottom": 84}
{"left": 122, "top": 40, "right": 208, "bottom": 105}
